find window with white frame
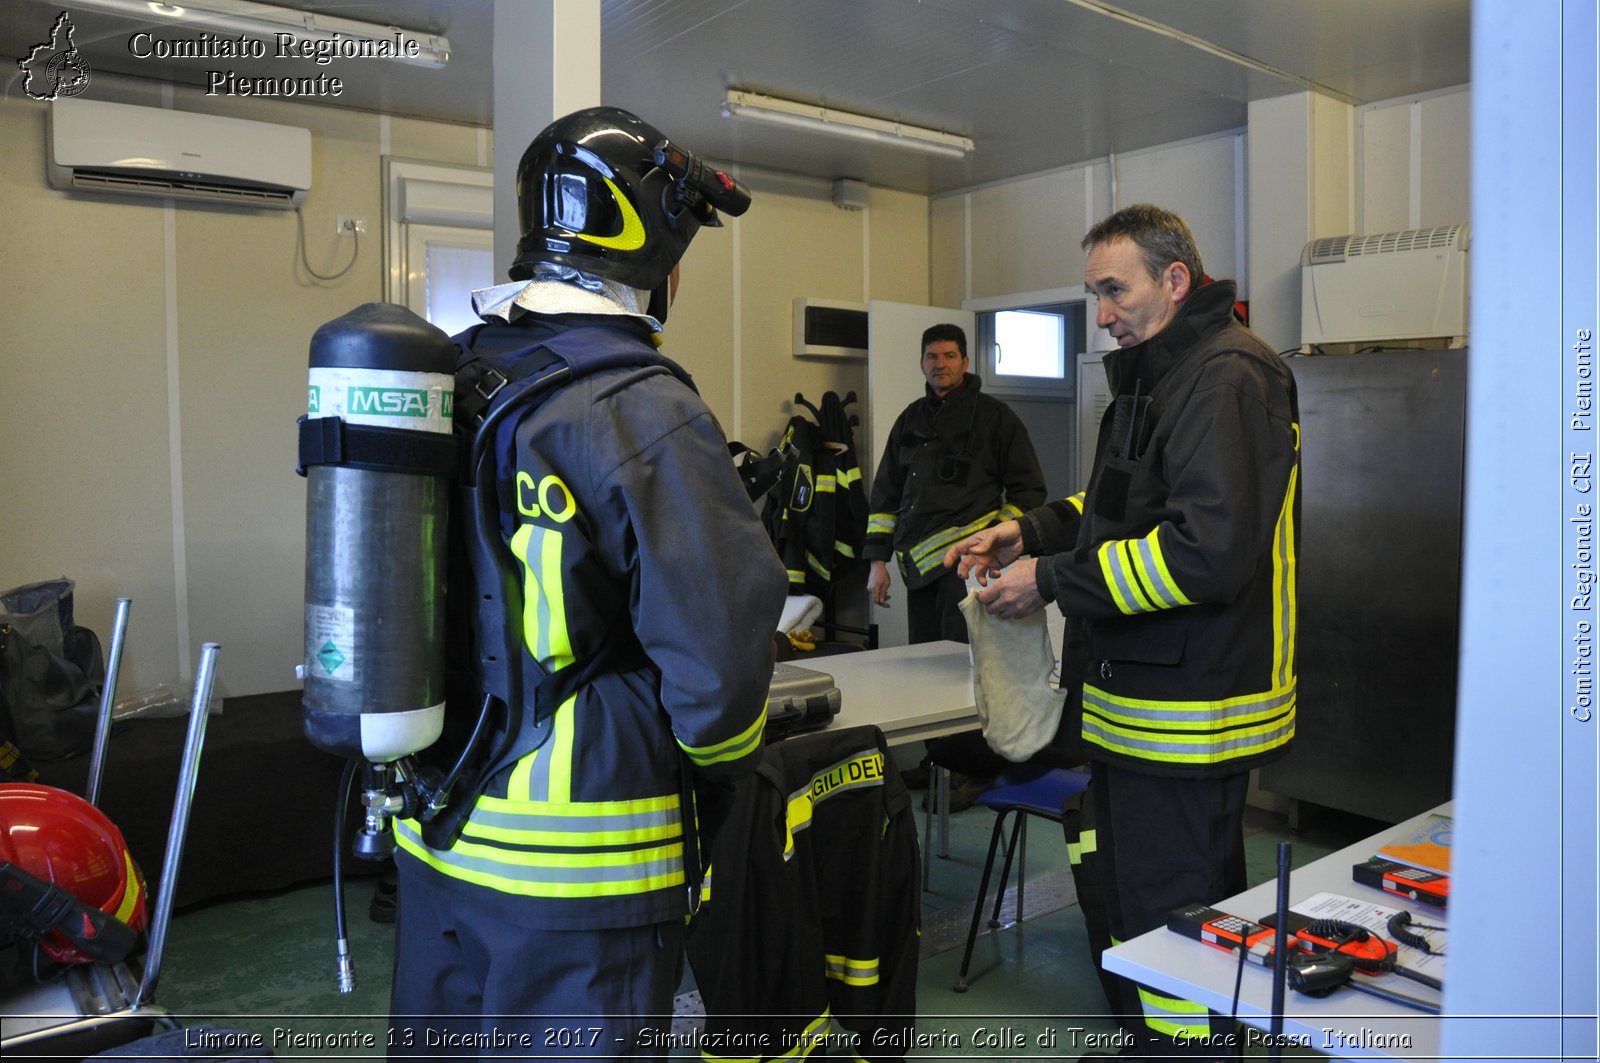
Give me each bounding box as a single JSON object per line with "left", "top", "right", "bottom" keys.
{"left": 967, "top": 287, "right": 1094, "bottom": 401}
{"left": 383, "top": 159, "right": 495, "bottom": 334}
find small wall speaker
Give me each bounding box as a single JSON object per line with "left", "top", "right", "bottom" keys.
{"left": 832, "top": 178, "right": 869, "bottom": 211}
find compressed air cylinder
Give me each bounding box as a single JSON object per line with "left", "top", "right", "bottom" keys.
{"left": 301, "top": 303, "right": 455, "bottom": 763}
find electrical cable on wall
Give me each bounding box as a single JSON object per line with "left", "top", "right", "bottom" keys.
{"left": 295, "top": 207, "right": 359, "bottom": 281}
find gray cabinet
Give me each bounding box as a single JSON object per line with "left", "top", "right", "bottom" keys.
{"left": 1260, "top": 350, "right": 1465, "bottom": 825}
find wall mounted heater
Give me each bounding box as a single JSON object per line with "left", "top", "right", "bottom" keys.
{"left": 793, "top": 298, "right": 868, "bottom": 359}
{"left": 48, "top": 98, "right": 312, "bottom": 209}
{"left": 1300, "top": 225, "right": 1469, "bottom": 350}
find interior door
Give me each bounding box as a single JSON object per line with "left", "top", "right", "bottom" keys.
{"left": 866, "top": 300, "right": 976, "bottom": 648}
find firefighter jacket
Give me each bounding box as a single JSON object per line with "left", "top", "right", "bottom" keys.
{"left": 764, "top": 394, "right": 869, "bottom": 596}
{"left": 394, "top": 314, "right": 788, "bottom": 930}
{"left": 1020, "top": 280, "right": 1300, "bottom": 778}
{"left": 865, "top": 375, "right": 1046, "bottom": 590}
{"left": 686, "top": 725, "right": 920, "bottom": 1062}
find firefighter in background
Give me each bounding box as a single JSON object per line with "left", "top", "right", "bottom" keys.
{"left": 949, "top": 204, "right": 1300, "bottom": 1058}
{"left": 864, "top": 323, "right": 1047, "bottom": 804}
{"left": 387, "top": 108, "right": 787, "bottom": 1058}
{"left": 864, "top": 323, "right": 1046, "bottom": 642}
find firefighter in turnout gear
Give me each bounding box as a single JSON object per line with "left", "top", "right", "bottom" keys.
{"left": 386, "top": 107, "right": 786, "bottom": 1058}
{"left": 864, "top": 323, "right": 1045, "bottom": 643}
{"left": 948, "top": 205, "right": 1300, "bottom": 1059}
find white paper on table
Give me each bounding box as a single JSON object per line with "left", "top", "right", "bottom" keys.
{"left": 1289, "top": 891, "right": 1449, "bottom": 980}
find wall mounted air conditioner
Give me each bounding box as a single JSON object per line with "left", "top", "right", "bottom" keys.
{"left": 1300, "top": 225, "right": 1469, "bottom": 349}
{"left": 48, "top": 99, "right": 312, "bottom": 209}
{"left": 793, "top": 297, "right": 868, "bottom": 359}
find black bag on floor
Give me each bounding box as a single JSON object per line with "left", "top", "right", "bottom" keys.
{"left": 0, "top": 579, "right": 104, "bottom": 764}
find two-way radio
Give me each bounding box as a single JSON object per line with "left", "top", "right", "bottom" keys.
{"left": 1352, "top": 857, "right": 1449, "bottom": 908}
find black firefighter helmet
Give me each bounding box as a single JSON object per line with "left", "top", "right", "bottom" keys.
{"left": 509, "top": 106, "right": 751, "bottom": 318}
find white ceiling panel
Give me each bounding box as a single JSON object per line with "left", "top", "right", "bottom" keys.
{"left": 0, "top": 0, "right": 1470, "bottom": 195}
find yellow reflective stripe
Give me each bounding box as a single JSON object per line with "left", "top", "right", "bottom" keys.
{"left": 1065, "top": 492, "right": 1086, "bottom": 514}
{"left": 786, "top": 567, "right": 806, "bottom": 584}
{"left": 574, "top": 176, "right": 646, "bottom": 250}
{"left": 394, "top": 819, "right": 685, "bottom": 898}
{"left": 464, "top": 793, "right": 680, "bottom": 843}
{"left": 1138, "top": 985, "right": 1211, "bottom": 1038}
{"left": 824, "top": 952, "right": 880, "bottom": 986}
{"left": 783, "top": 749, "right": 886, "bottom": 858}
{"left": 816, "top": 473, "right": 836, "bottom": 493}
{"left": 1098, "top": 539, "right": 1154, "bottom": 614}
{"left": 908, "top": 511, "right": 1001, "bottom": 571}
{"left": 680, "top": 706, "right": 766, "bottom": 767}
{"left": 1132, "top": 529, "right": 1193, "bottom": 608}
{"left": 1273, "top": 437, "right": 1300, "bottom": 690}
{"left": 834, "top": 541, "right": 857, "bottom": 559}
{"left": 836, "top": 465, "right": 862, "bottom": 488}
{"left": 806, "top": 551, "right": 830, "bottom": 579}
{"left": 115, "top": 850, "right": 143, "bottom": 924}
{"left": 866, "top": 512, "right": 896, "bottom": 536}
{"left": 1084, "top": 683, "right": 1296, "bottom": 729}
{"left": 1066, "top": 827, "right": 1098, "bottom": 865}
{"left": 1083, "top": 705, "right": 1295, "bottom": 764}
{"left": 771, "top": 1010, "right": 832, "bottom": 1062}
{"left": 998, "top": 502, "right": 1025, "bottom": 521}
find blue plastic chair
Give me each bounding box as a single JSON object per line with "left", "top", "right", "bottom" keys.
{"left": 953, "top": 765, "right": 1091, "bottom": 992}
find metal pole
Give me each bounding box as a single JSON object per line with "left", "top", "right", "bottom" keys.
{"left": 1268, "top": 841, "right": 1292, "bottom": 1062}
{"left": 133, "top": 642, "right": 219, "bottom": 1010}
{"left": 85, "top": 597, "right": 131, "bottom": 806}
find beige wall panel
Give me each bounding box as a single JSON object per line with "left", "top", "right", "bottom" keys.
{"left": 173, "top": 101, "right": 384, "bottom": 697}
{"left": 1360, "top": 101, "right": 1412, "bottom": 234}
{"left": 734, "top": 169, "right": 868, "bottom": 451}
{"left": 1419, "top": 88, "right": 1471, "bottom": 228}
{"left": 867, "top": 185, "right": 931, "bottom": 306}
{"left": 1116, "top": 134, "right": 1242, "bottom": 283}
{"left": 1247, "top": 93, "right": 1314, "bottom": 352}
{"left": 928, "top": 194, "right": 967, "bottom": 307}
{"left": 969, "top": 170, "right": 1080, "bottom": 300}
{"left": 387, "top": 117, "right": 491, "bottom": 168}
{"left": 658, "top": 209, "right": 739, "bottom": 433}
{"left": 0, "top": 98, "right": 183, "bottom": 696}
{"left": 1311, "top": 94, "right": 1355, "bottom": 238}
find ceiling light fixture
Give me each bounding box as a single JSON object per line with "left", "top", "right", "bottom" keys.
{"left": 721, "top": 90, "right": 974, "bottom": 159}
{"left": 75, "top": 0, "right": 450, "bottom": 68}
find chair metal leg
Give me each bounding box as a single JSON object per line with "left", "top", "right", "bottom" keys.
{"left": 953, "top": 808, "right": 1012, "bottom": 992}
{"left": 989, "top": 810, "right": 1026, "bottom": 927}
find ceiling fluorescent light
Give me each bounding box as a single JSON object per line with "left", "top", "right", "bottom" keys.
{"left": 721, "top": 90, "right": 974, "bottom": 159}
{"left": 73, "top": 0, "right": 450, "bottom": 68}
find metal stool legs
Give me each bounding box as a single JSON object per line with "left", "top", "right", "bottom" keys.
{"left": 953, "top": 806, "right": 1030, "bottom": 992}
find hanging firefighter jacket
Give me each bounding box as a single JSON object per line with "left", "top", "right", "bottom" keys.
{"left": 759, "top": 391, "right": 868, "bottom": 597}
{"left": 687, "top": 725, "right": 920, "bottom": 1062}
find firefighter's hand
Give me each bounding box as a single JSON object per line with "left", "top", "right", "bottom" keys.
{"left": 868, "top": 560, "right": 892, "bottom": 607}
{"left": 946, "top": 520, "right": 1024, "bottom": 585}
{"left": 973, "top": 557, "right": 1044, "bottom": 618}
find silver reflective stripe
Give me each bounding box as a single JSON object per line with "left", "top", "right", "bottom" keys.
{"left": 1133, "top": 536, "right": 1185, "bottom": 609}
{"left": 1082, "top": 686, "right": 1295, "bottom": 726}
{"left": 467, "top": 805, "right": 679, "bottom": 836}
{"left": 395, "top": 819, "right": 684, "bottom": 886}
{"left": 824, "top": 954, "right": 880, "bottom": 985}
{"left": 1082, "top": 713, "right": 1295, "bottom": 760}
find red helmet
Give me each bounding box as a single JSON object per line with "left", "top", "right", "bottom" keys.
{"left": 0, "top": 783, "right": 148, "bottom": 965}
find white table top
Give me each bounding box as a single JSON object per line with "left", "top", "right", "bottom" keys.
{"left": 1103, "top": 801, "right": 1453, "bottom": 1061}
{"left": 798, "top": 641, "right": 978, "bottom": 747}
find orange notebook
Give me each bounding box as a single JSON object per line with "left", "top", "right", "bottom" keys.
{"left": 1373, "top": 813, "right": 1453, "bottom": 875}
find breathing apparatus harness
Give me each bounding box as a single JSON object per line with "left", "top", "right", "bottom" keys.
{"left": 415, "top": 320, "right": 682, "bottom": 851}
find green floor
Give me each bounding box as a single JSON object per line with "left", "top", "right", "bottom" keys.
{"left": 147, "top": 788, "right": 1374, "bottom": 1060}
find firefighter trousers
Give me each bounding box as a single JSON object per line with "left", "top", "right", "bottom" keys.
{"left": 388, "top": 859, "right": 685, "bottom": 1059}
{"left": 1065, "top": 762, "right": 1250, "bottom": 1060}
